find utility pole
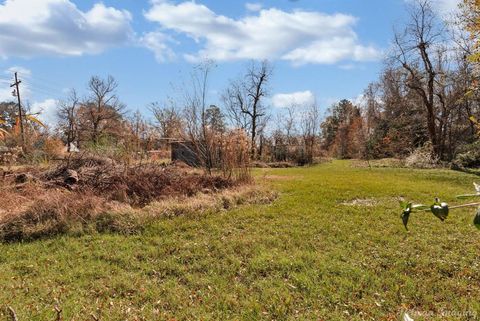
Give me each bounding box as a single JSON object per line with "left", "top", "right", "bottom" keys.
{"left": 10, "top": 72, "right": 25, "bottom": 146}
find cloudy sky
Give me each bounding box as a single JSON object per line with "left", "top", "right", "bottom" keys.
{"left": 0, "top": 0, "right": 460, "bottom": 125}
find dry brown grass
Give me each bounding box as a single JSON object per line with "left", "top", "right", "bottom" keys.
{"left": 0, "top": 184, "right": 277, "bottom": 242}
{"left": 141, "top": 185, "right": 278, "bottom": 219}
{"left": 0, "top": 156, "right": 277, "bottom": 242}
{"left": 41, "top": 156, "right": 233, "bottom": 206}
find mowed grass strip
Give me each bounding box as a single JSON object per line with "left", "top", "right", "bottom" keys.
{"left": 1, "top": 161, "right": 479, "bottom": 320}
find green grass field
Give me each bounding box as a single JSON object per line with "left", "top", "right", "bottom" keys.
{"left": 1, "top": 161, "right": 479, "bottom": 320}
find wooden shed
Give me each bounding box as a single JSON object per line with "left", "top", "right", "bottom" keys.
{"left": 171, "top": 141, "right": 200, "bottom": 167}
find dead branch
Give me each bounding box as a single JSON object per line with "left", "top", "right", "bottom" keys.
{"left": 7, "top": 306, "right": 18, "bottom": 321}
{"left": 54, "top": 306, "right": 62, "bottom": 321}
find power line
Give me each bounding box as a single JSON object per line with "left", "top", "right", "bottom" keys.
{"left": 24, "top": 74, "right": 65, "bottom": 89}
{"left": 22, "top": 82, "right": 64, "bottom": 97}
{"left": 23, "top": 77, "right": 63, "bottom": 93}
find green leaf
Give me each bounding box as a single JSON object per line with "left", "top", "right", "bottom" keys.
{"left": 457, "top": 183, "right": 480, "bottom": 199}
{"left": 399, "top": 200, "right": 410, "bottom": 209}
{"left": 456, "top": 194, "right": 480, "bottom": 200}
{"left": 411, "top": 204, "right": 429, "bottom": 211}
{"left": 474, "top": 208, "right": 480, "bottom": 230}
{"left": 431, "top": 200, "right": 449, "bottom": 221}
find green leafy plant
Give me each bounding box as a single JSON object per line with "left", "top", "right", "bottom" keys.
{"left": 400, "top": 183, "right": 480, "bottom": 230}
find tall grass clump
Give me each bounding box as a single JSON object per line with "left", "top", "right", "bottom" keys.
{"left": 217, "top": 129, "right": 252, "bottom": 183}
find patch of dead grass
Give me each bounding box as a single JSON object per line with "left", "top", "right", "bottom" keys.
{"left": 0, "top": 156, "right": 278, "bottom": 242}
{"left": 340, "top": 198, "right": 379, "bottom": 207}
{"left": 261, "top": 175, "right": 302, "bottom": 181}
{"left": 0, "top": 182, "right": 277, "bottom": 242}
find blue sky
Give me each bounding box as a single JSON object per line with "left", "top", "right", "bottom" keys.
{"left": 0, "top": 0, "right": 459, "bottom": 125}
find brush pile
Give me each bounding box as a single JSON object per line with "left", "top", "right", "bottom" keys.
{"left": 41, "top": 156, "right": 232, "bottom": 206}
{"left": 0, "top": 155, "right": 238, "bottom": 241}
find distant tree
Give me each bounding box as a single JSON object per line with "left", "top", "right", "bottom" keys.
{"left": 205, "top": 105, "right": 226, "bottom": 133}
{"left": 392, "top": 0, "right": 445, "bottom": 157}
{"left": 321, "top": 100, "right": 354, "bottom": 150}
{"left": 0, "top": 102, "right": 18, "bottom": 130}
{"left": 0, "top": 101, "right": 47, "bottom": 148}
{"left": 150, "top": 102, "right": 184, "bottom": 139}
{"left": 0, "top": 102, "right": 17, "bottom": 142}
{"left": 300, "top": 103, "right": 321, "bottom": 164}
{"left": 223, "top": 60, "right": 272, "bottom": 158}
{"left": 128, "top": 110, "right": 150, "bottom": 154}
{"left": 182, "top": 60, "right": 217, "bottom": 173}
{"left": 458, "top": 0, "right": 480, "bottom": 98}
{"left": 57, "top": 89, "right": 79, "bottom": 152}
{"left": 321, "top": 99, "right": 364, "bottom": 159}
{"left": 79, "top": 76, "right": 125, "bottom": 145}
{"left": 462, "top": 0, "right": 480, "bottom": 64}
{"left": 371, "top": 68, "right": 429, "bottom": 158}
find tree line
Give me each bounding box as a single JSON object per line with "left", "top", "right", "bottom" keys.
{"left": 1, "top": 0, "right": 479, "bottom": 169}
{"left": 321, "top": 0, "right": 480, "bottom": 166}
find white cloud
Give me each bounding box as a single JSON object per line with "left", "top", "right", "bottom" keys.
{"left": 1, "top": 66, "right": 58, "bottom": 128}
{"left": 6, "top": 66, "right": 31, "bottom": 78}
{"left": 272, "top": 91, "right": 315, "bottom": 108}
{"left": 31, "top": 98, "right": 59, "bottom": 128}
{"left": 246, "top": 3, "right": 263, "bottom": 12}
{"left": 352, "top": 93, "right": 366, "bottom": 107}
{"left": 0, "top": 66, "right": 33, "bottom": 102}
{"left": 283, "top": 37, "right": 380, "bottom": 65}
{"left": 0, "top": 85, "right": 14, "bottom": 102}
{"left": 405, "top": 0, "right": 460, "bottom": 17}
{"left": 437, "top": 0, "right": 461, "bottom": 14}
{"left": 139, "top": 31, "right": 177, "bottom": 62}
{"left": 144, "top": 1, "right": 381, "bottom": 65}
{"left": 0, "top": 0, "right": 133, "bottom": 58}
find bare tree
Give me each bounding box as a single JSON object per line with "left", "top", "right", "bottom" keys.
{"left": 300, "top": 103, "right": 321, "bottom": 164}
{"left": 284, "top": 105, "right": 298, "bottom": 144}
{"left": 128, "top": 110, "right": 150, "bottom": 154}
{"left": 79, "top": 75, "right": 125, "bottom": 144}
{"left": 222, "top": 80, "right": 251, "bottom": 131}
{"left": 150, "top": 101, "right": 184, "bottom": 140}
{"left": 57, "top": 89, "right": 79, "bottom": 152}
{"left": 223, "top": 60, "right": 272, "bottom": 158}
{"left": 182, "top": 60, "right": 217, "bottom": 173}
{"left": 392, "top": 0, "right": 444, "bottom": 157}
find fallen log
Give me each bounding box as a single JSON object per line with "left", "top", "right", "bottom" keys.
{"left": 64, "top": 169, "right": 79, "bottom": 185}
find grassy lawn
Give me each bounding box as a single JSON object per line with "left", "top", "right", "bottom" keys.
{"left": 1, "top": 160, "right": 479, "bottom": 320}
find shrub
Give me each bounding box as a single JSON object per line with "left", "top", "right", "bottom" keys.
{"left": 43, "top": 157, "right": 234, "bottom": 207}
{"left": 0, "top": 185, "right": 278, "bottom": 242}
{"left": 217, "top": 129, "right": 252, "bottom": 183}
{"left": 452, "top": 141, "right": 480, "bottom": 169}
{"left": 42, "top": 137, "right": 64, "bottom": 159}
{"left": 0, "top": 192, "right": 106, "bottom": 242}
{"left": 405, "top": 142, "right": 439, "bottom": 169}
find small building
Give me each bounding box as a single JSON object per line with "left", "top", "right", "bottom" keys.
{"left": 171, "top": 141, "right": 200, "bottom": 167}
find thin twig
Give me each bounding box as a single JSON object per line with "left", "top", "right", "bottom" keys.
{"left": 450, "top": 202, "right": 480, "bottom": 210}
{"left": 7, "top": 306, "right": 18, "bottom": 321}
{"left": 417, "top": 202, "right": 480, "bottom": 212}
{"left": 54, "top": 306, "right": 62, "bottom": 321}
{"left": 91, "top": 314, "right": 99, "bottom": 321}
